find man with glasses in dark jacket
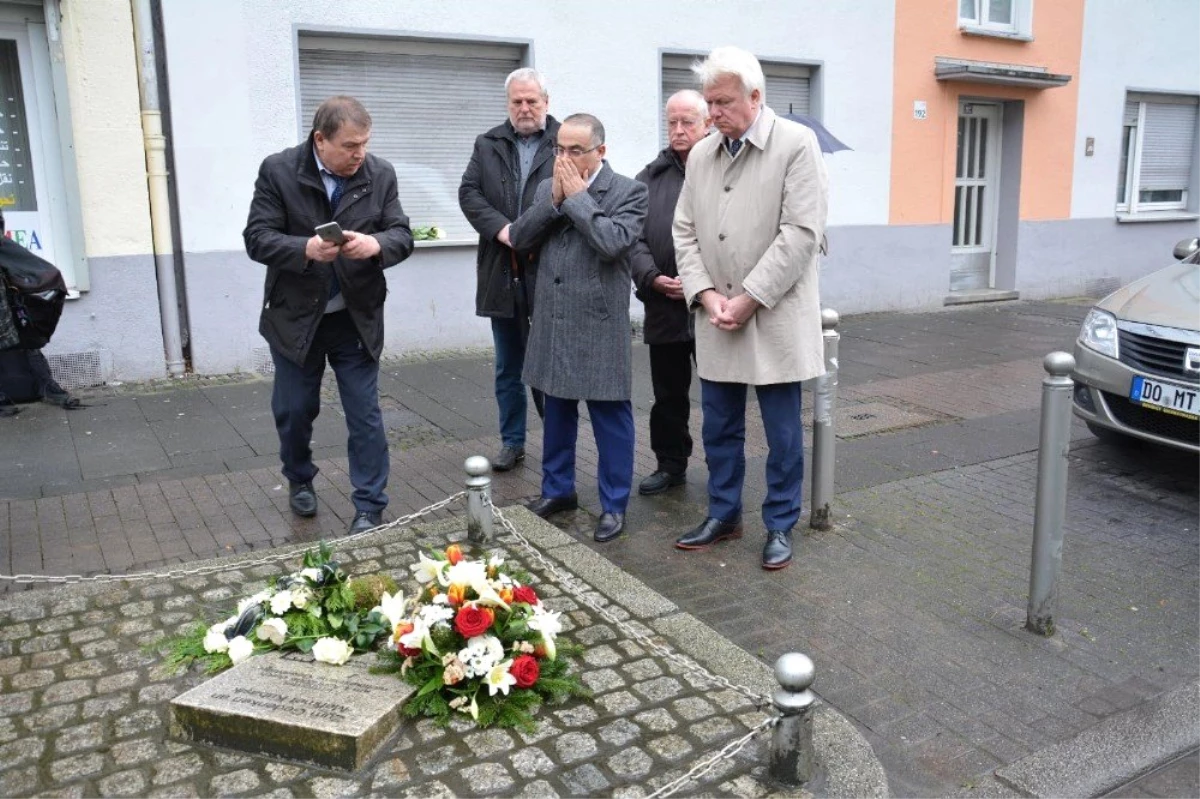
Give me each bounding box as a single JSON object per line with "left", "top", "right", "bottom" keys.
{"left": 630, "top": 90, "right": 711, "bottom": 495}
{"left": 459, "top": 68, "right": 561, "bottom": 473}
{"left": 244, "top": 95, "right": 414, "bottom": 535}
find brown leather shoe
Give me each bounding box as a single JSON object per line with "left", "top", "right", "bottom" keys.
{"left": 675, "top": 517, "right": 743, "bottom": 550}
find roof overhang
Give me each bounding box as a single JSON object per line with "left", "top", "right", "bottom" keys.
{"left": 934, "top": 57, "right": 1071, "bottom": 89}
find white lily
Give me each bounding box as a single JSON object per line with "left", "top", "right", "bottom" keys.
{"left": 469, "top": 693, "right": 480, "bottom": 721}
{"left": 312, "top": 637, "right": 353, "bottom": 666}
{"left": 269, "top": 590, "right": 293, "bottom": 616}
{"left": 411, "top": 553, "right": 448, "bottom": 585}
{"left": 227, "top": 635, "right": 254, "bottom": 664}
{"left": 445, "top": 560, "right": 509, "bottom": 608}
{"left": 256, "top": 617, "right": 288, "bottom": 647}
{"left": 484, "top": 660, "right": 517, "bottom": 696}
{"left": 398, "top": 617, "right": 439, "bottom": 656}
{"left": 371, "top": 591, "right": 408, "bottom": 629}
{"left": 528, "top": 605, "right": 563, "bottom": 660}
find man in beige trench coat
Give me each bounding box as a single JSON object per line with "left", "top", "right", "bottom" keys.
{"left": 672, "top": 46, "right": 829, "bottom": 570}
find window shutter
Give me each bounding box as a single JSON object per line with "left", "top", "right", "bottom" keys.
{"left": 1138, "top": 100, "right": 1199, "bottom": 193}
{"left": 298, "top": 38, "right": 521, "bottom": 240}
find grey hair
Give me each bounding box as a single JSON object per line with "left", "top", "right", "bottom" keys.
{"left": 692, "top": 46, "right": 766, "bottom": 100}
{"left": 666, "top": 89, "right": 708, "bottom": 119}
{"left": 505, "top": 67, "right": 549, "bottom": 99}
{"left": 561, "top": 113, "right": 605, "bottom": 148}
{"left": 311, "top": 96, "right": 371, "bottom": 139}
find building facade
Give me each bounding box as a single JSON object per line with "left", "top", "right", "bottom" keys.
{"left": 2, "top": 0, "right": 1197, "bottom": 383}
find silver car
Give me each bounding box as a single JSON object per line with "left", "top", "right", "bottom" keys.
{"left": 1072, "top": 238, "right": 1200, "bottom": 452}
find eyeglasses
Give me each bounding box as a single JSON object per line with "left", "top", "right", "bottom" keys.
{"left": 553, "top": 144, "right": 602, "bottom": 157}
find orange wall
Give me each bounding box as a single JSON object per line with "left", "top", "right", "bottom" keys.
{"left": 889, "top": 0, "right": 1085, "bottom": 224}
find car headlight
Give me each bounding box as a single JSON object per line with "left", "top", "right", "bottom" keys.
{"left": 1079, "top": 308, "right": 1119, "bottom": 359}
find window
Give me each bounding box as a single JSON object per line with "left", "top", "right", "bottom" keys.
{"left": 297, "top": 35, "right": 522, "bottom": 241}
{"left": 660, "top": 54, "right": 812, "bottom": 146}
{"left": 1117, "top": 94, "right": 1199, "bottom": 214}
{"left": 958, "top": 0, "right": 1033, "bottom": 39}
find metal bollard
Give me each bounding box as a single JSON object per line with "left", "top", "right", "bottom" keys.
{"left": 810, "top": 309, "right": 840, "bottom": 530}
{"left": 1026, "top": 352, "right": 1076, "bottom": 637}
{"left": 465, "top": 456, "right": 493, "bottom": 544}
{"left": 769, "top": 652, "right": 817, "bottom": 786}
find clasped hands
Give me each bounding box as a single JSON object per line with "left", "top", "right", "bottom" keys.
{"left": 305, "top": 230, "right": 381, "bottom": 263}
{"left": 700, "top": 289, "right": 760, "bottom": 331}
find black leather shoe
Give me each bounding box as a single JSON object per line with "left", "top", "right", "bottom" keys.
{"left": 288, "top": 481, "right": 317, "bottom": 517}
{"left": 527, "top": 493, "right": 578, "bottom": 519}
{"left": 675, "top": 517, "right": 743, "bottom": 550}
{"left": 348, "top": 510, "right": 382, "bottom": 535}
{"left": 638, "top": 470, "right": 686, "bottom": 496}
{"left": 493, "top": 446, "right": 525, "bottom": 472}
{"left": 594, "top": 512, "right": 625, "bottom": 543}
{"left": 762, "top": 529, "right": 793, "bottom": 570}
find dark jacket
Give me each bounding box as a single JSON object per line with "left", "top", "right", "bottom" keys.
{"left": 629, "top": 148, "right": 692, "bottom": 345}
{"left": 509, "top": 165, "right": 648, "bottom": 401}
{"left": 459, "top": 116, "right": 561, "bottom": 319}
{"left": 243, "top": 134, "right": 414, "bottom": 366}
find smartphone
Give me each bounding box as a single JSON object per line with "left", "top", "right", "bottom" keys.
{"left": 315, "top": 222, "right": 346, "bottom": 245}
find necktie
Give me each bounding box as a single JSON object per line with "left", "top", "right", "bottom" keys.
{"left": 727, "top": 138, "right": 743, "bottom": 158}
{"left": 327, "top": 174, "right": 346, "bottom": 300}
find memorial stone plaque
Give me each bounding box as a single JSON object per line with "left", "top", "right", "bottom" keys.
{"left": 170, "top": 651, "right": 415, "bottom": 771}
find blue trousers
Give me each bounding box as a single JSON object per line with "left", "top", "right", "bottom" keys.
{"left": 491, "top": 317, "right": 527, "bottom": 449}
{"left": 701, "top": 379, "right": 804, "bottom": 532}
{"left": 542, "top": 394, "right": 634, "bottom": 514}
{"left": 270, "top": 311, "right": 388, "bottom": 514}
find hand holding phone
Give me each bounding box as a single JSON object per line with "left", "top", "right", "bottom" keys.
{"left": 315, "top": 222, "right": 346, "bottom": 245}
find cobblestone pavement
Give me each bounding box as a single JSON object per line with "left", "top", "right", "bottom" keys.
{"left": 2, "top": 299, "right": 1198, "bottom": 797}
{"left": 0, "top": 513, "right": 792, "bottom": 798}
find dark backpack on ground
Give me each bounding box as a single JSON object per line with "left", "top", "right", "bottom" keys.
{"left": 0, "top": 236, "right": 68, "bottom": 350}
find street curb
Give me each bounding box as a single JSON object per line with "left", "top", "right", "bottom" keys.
{"left": 993, "top": 680, "right": 1200, "bottom": 797}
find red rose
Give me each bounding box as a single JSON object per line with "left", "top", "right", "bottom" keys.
{"left": 454, "top": 605, "right": 494, "bottom": 638}
{"left": 512, "top": 585, "right": 539, "bottom": 606}
{"left": 510, "top": 654, "right": 540, "bottom": 688}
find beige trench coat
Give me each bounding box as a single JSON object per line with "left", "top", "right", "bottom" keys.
{"left": 673, "top": 106, "right": 829, "bottom": 385}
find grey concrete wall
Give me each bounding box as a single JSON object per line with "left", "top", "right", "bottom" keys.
{"left": 44, "top": 253, "right": 167, "bottom": 383}
{"left": 1016, "top": 218, "right": 1200, "bottom": 299}
{"left": 822, "top": 224, "right": 952, "bottom": 314}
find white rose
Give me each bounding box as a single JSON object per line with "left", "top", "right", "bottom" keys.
{"left": 435, "top": 227, "right": 447, "bottom": 240}
{"left": 290, "top": 588, "right": 312, "bottom": 610}
{"left": 256, "top": 617, "right": 288, "bottom": 647}
{"left": 311, "top": 637, "right": 353, "bottom": 666}
{"left": 270, "top": 590, "right": 293, "bottom": 616}
{"left": 300, "top": 568, "right": 323, "bottom": 583}
{"left": 203, "top": 630, "right": 229, "bottom": 654}
{"left": 227, "top": 636, "right": 254, "bottom": 664}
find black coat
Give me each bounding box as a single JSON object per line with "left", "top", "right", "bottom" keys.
{"left": 243, "top": 135, "right": 413, "bottom": 366}
{"left": 630, "top": 148, "right": 692, "bottom": 345}
{"left": 459, "top": 117, "right": 560, "bottom": 319}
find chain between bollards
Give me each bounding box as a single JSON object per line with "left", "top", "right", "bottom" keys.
{"left": 810, "top": 308, "right": 840, "bottom": 530}
{"left": 1026, "top": 351, "right": 1076, "bottom": 636}
{"left": 769, "top": 652, "right": 818, "bottom": 786}
{"left": 465, "top": 456, "right": 494, "bottom": 544}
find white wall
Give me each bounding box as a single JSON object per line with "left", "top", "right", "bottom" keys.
{"left": 1071, "top": 0, "right": 1200, "bottom": 220}
{"left": 160, "top": 0, "right": 897, "bottom": 374}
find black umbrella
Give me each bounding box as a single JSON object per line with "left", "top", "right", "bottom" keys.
{"left": 510, "top": 251, "right": 545, "bottom": 419}
{"left": 782, "top": 107, "right": 851, "bottom": 154}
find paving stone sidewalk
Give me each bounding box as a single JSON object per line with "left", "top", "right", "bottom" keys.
{"left": 0, "top": 509, "right": 886, "bottom": 798}
{"left": 2, "top": 299, "right": 1197, "bottom": 797}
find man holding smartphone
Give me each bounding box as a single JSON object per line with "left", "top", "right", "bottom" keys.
{"left": 244, "top": 95, "right": 414, "bottom": 535}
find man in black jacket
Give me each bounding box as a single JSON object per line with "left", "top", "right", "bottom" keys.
{"left": 630, "top": 90, "right": 711, "bottom": 495}
{"left": 459, "top": 68, "right": 560, "bottom": 472}
{"left": 244, "top": 96, "right": 414, "bottom": 535}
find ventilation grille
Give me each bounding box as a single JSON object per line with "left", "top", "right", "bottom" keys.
{"left": 47, "top": 351, "right": 104, "bottom": 389}
{"left": 252, "top": 347, "right": 275, "bottom": 376}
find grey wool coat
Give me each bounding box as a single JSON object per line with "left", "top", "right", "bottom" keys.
{"left": 508, "top": 163, "right": 649, "bottom": 401}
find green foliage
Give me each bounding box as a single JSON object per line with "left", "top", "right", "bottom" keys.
{"left": 349, "top": 574, "right": 399, "bottom": 610}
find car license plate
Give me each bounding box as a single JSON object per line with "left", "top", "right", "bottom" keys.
{"left": 1129, "top": 375, "right": 1199, "bottom": 419}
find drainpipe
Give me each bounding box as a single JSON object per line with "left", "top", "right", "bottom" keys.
{"left": 130, "top": 0, "right": 185, "bottom": 376}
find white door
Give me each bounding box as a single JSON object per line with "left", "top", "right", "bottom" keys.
{"left": 0, "top": 20, "right": 74, "bottom": 286}
{"left": 950, "top": 102, "right": 1002, "bottom": 292}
